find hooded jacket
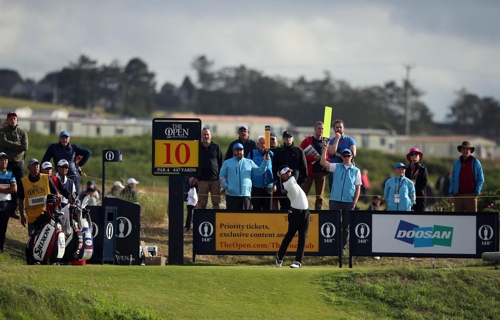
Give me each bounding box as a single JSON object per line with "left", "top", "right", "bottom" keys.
{"left": 219, "top": 157, "right": 270, "bottom": 197}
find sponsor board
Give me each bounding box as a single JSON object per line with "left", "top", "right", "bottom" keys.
{"left": 193, "top": 210, "right": 341, "bottom": 257}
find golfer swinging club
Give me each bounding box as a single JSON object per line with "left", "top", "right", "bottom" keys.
{"left": 275, "top": 166, "right": 310, "bottom": 268}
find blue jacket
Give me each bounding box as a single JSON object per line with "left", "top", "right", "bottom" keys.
{"left": 247, "top": 149, "right": 274, "bottom": 188}
{"left": 42, "top": 143, "right": 92, "bottom": 179}
{"left": 449, "top": 156, "right": 484, "bottom": 196}
{"left": 330, "top": 163, "right": 360, "bottom": 202}
{"left": 384, "top": 176, "right": 415, "bottom": 211}
{"left": 219, "top": 156, "right": 270, "bottom": 197}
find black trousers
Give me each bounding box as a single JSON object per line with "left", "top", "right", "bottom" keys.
{"left": 251, "top": 187, "right": 273, "bottom": 210}
{"left": 329, "top": 200, "right": 353, "bottom": 250}
{"left": 277, "top": 208, "right": 310, "bottom": 263}
{"left": 0, "top": 201, "right": 13, "bottom": 251}
{"left": 412, "top": 197, "right": 426, "bottom": 212}
{"left": 226, "top": 195, "right": 251, "bottom": 210}
{"left": 7, "top": 160, "right": 23, "bottom": 211}
{"left": 184, "top": 205, "right": 195, "bottom": 230}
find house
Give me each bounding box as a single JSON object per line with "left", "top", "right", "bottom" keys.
{"left": 395, "top": 136, "right": 496, "bottom": 159}
{"left": 169, "top": 113, "right": 290, "bottom": 139}
{"left": 289, "top": 126, "right": 401, "bottom": 152}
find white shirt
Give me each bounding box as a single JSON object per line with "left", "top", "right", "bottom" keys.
{"left": 328, "top": 163, "right": 362, "bottom": 186}
{"left": 56, "top": 173, "right": 76, "bottom": 204}
{"left": 283, "top": 177, "right": 308, "bottom": 210}
{"left": 187, "top": 187, "right": 198, "bottom": 206}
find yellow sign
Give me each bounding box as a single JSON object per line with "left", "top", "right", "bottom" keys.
{"left": 215, "top": 213, "right": 319, "bottom": 252}
{"left": 323, "top": 106, "right": 332, "bottom": 139}
{"left": 154, "top": 140, "right": 199, "bottom": 168}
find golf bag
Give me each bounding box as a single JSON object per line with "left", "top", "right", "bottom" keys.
{"left": 61, "top": 197, "right": 94, "bottom": 263}
{"left": 26, "top": 195, "right": 66, "bottom": 265}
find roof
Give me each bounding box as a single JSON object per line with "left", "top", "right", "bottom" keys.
{"left": 396, "top": 135, "right": 496, "bottom": 144}
{"left": 169, "top": 112, "right": 289, "bottom": 124}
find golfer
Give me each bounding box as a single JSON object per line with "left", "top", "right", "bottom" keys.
{"left": 275, "top": 166, "right": 310, "bottom": 268}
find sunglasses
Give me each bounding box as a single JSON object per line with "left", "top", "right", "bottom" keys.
{"left": 410, "top": 153, "right": 420, "bottom": 156}
{"left": 342, "top": 154, "right": 351, "bottom": 158}
{"left": 58, "top": 166, "right": 69, "bottom": 169}
{"left": 270, "top": 137, "right": 276, "bottom": 141}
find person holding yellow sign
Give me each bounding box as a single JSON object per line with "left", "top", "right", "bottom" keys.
{"left": 275, "top": 167, "right": 310, "bottom": 269}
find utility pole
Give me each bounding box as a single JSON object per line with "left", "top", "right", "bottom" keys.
{"left": 404, "top": 64, "right": 414, "bottom": 136}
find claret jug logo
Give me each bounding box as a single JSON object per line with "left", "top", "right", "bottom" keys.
{"left": 395, "top": 220, "right": 453, "bottom": 247}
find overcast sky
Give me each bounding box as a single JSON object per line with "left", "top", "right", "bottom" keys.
{"left": 1, "top": 0, "right": 499, "bottom": 122}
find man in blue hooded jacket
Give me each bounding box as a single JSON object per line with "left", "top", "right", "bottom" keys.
{"left": 220, "top": 143, "right": 271, "bottom": 210}
{"left": 248, "top": 136, "right": 274, "bottom": 210}
{"left": 449, "top": 141, "right": 484, "bottom": 212}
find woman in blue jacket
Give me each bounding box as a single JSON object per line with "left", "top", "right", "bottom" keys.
{"left": 384, "top": 162, "right": 416, "bottom": 211}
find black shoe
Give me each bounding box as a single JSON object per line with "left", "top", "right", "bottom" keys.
{"left": 10, "top": 212, "right": 20, "bottom": 220}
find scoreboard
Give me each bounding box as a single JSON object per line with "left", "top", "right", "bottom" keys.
{"left": 152, "top": 118, "right": 201, "bottom": 176}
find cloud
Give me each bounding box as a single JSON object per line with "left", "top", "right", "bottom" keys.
{"left": 0, "top": 0, "right": 499, "bottom": 122}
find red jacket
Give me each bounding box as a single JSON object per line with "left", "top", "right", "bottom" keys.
{"left": 300, "top": 136, "right": 329, "bottom": 176}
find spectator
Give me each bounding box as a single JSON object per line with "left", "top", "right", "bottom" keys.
{"left": 189, "top": 127, "right": 223, "bottom": 209}
{"left": 435, "top": 171, "right": 451, "bottom": 204}
{"left": 184, "top": 179, "right": 198, "bottom": 232}
{"left": 275, "top": 167, "right": 310, "bottom": 269}
{"left": 0, "top": 111, "right": 28, "bottom": 219}
{"left": 272, "top": 130, "right": 308, "bottom": 210}
{"left": 18, "top": 158, "right": 70, "bottom": 235}
{"left": 41, "top": 161, "right": 71, "bottom": 208}
{"left": 300, "top": 121, "right": 329, "bottom": 210}
{"left": 320, "top": 142, "right": 361, "bottom": 256}
{"left": 109, "top": 181, "right": 125, "bottom": 197}
{"left": 0, "top": 152, "right": 17, "bottom": 253}
{"left": 449, "top": 141, "right": 485, "bottom": 212}
{"left": 81, "top": 187, "right": 98, "bottom": 206}
{"left": 55, "top": 159, "right": 76, "bottom": 207}
{"left": 360, "top": 169, "right": 371, "bottom": 203}
{"left": 120, "top": 178, "right": 140, "bottom": 203}
{"left": 405, "top": 147, "right": 428, "bottom": 212}
{"left": 80, "top": 180, "right": 100, "bottom": 204}
{"left": 367, "top": 195, "right": 382, "bottom": 211}
{"left": 42, "top": 131, "right": 92, "bottom": 193}
{"left": 270, "top": 132, "right": 280, "bottom": 210}
{"left": 248, "top": 136, "right": 274, "bottom": 210}
{"left": 224, "top": 125, "right": 257, "bottom": 161}
{"left": 219, "top": 143, "right": 271, "bottom": 210}
{"left": 327, "top": 120, "right": 356, "bottom": 191}
{"left": 384, "top": 163, "right": 416, "bottom": 211}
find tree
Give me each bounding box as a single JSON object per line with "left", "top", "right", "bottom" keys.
{"left": 122, "top": 58, "right": 156, "bottom": 116}
{"left": 99, "top": 60, "right": 123, "bottom": 112}
{"left": 447, "top": 89, "right": 482, "bottom": 135}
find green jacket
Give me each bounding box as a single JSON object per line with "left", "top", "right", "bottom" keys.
{"left": 0, "top": 125, "right": 28, "bottom": 162}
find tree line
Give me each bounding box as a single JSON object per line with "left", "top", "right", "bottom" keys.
{"left": 3, "top": 54, "right": 500, "bottom": 141}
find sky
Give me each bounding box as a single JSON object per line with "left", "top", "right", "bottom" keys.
{"left": 1, "top": 0, "right": 499, "bottom": 122}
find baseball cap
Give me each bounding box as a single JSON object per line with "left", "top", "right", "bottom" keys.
{"left": 57, "top": 159, "right": 69, "bottom": 167}
{"left": 278, "top": 167, "right": 292, "bottom": 176}
{"left": 394, "top": 162, "right": 406, "bottom": 169}
{"left": 270, "top": 132, "right": 277, "bottom": 138}
{"left": 127, "top": 177, "right": 139, "bottom": 185}
{"left": 41, "top": 161, "right": 53, "bottom": 170}
{"left": 233, "top": 143, "right": 244, "bottom": 150}
{"left": 282, "top": 130, "right": 293, "bottom": 138}
{"left": 114, "top": 181, "right": 125, "bottom": 188}
{"left": 341, "top": 148, "right": 353, "bottom": 155}
{"left": 6, "top": 112, "right": 17, "bottom": 118}
{"left": 0, "top": 152, "right": 8, "bottom": 159}
{"left": 60, "top": 130, "right": 70, "bottom": 137}
{"left": 238, "top": 125, "right": 249, "bottom": 131}
{"left": 28, "top": 158, "right": 39, "bottom": 166}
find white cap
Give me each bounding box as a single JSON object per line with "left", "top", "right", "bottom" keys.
{"left": 127, "top": 178, "right": 139, "bottom": 185}
{"left": 114, "top": 181, "right": 125, "bottom": 188}
{"left": 57, "top": 159, "right": 69, "bottom": 167}
{"left": 278, "top": 167, "right": 292, "bottom": 176}
{"left": 41, "top": 161, "right": 53, "bottom": 170}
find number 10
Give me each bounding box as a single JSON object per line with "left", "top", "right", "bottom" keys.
{"left": 164, "top": 143, "right": 190, "bottom": 164}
